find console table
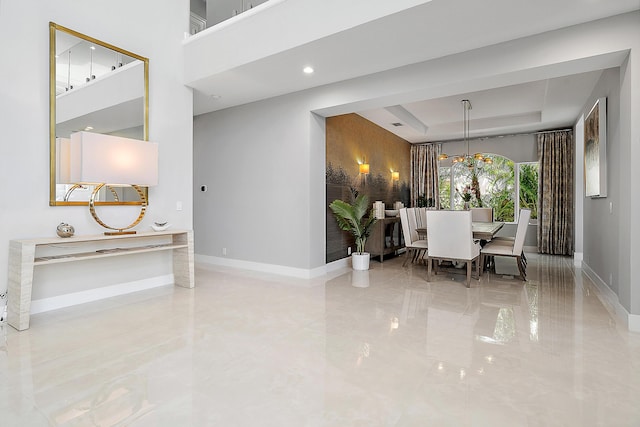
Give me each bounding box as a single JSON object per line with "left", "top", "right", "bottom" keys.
{"left": 365, "top": 217, "right": 404, "bottom": 263}
{"left": 7, "top": 229, "right": 194, "bottom": 331}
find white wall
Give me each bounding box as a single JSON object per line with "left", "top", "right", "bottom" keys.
{"left": 579, "top": 54, "right": 640, "bottom": 327}
{"left": 0, "top": 1, "right": 193, "bottom": 306}
{"left": 581, "top": 68, "right": 621, "bottom": 294}
{"left": 193, "top": 91, "right": 328, "bottom": 277}
{"left": 621, "top": 52, "right": 639, "bottom": 318}
{"left": 193, "top": 92, "right": 317, "bottom": 273}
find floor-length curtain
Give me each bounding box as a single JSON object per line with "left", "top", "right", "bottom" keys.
{"left": 537, "top": 130, "right": 574, "bottom": 255}
{"left": 410, "top": 144, "right": 441, "bottom": 208}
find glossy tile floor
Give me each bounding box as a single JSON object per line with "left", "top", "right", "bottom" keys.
{"left": 1, "top": 253, "right": 640, "bottom": 426}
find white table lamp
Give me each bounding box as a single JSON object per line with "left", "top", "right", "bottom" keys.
{"left": 69, "top": 131, "right": 158, "bottom": 235}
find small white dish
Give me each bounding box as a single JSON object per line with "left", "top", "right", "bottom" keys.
{"left": 151, "top": 223, "right": 171, "bottom": 232}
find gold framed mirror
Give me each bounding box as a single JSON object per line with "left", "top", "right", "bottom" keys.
{"left": 49, "top": 22, "right": 149, "bottom": 206}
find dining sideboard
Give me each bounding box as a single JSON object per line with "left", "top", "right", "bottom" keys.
{"left": 365, "top": 217, "right": 404, "bottom": 263}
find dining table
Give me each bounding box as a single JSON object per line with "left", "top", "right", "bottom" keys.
{"left": 416, "top": 221, "right": 505, "bottom": 241}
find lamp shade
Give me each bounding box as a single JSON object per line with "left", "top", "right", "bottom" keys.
{"left": 70, "top": 131, "right": 158, "bottom": 186}
{"left": 359, "top": 163, "right": 370, "bottom": 174}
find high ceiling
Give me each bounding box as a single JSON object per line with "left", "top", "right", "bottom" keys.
{"left": 187, "top": 0, "right": 639, "bottom": 143}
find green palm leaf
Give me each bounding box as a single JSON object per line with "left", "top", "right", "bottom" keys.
{"left": 329, "top": 194, "right": 377, "bottom": 254}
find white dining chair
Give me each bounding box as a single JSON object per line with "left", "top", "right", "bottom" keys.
{"left": 480, "top": 209, "right": 531, "bottom": 281}
{"left": 425, "top": 210, "right": 481, "bottom": 287}
{"left": 406, "top": 208, "right": 421, "bottom": 242}
{"left": 471, "top": 207, "right": 493, "bottom": 222}
{"left": 399, "top": 208, "right": 428, "bottom": 267}
{"left": 415, "top": 207, "right": 428, "bottom": 229}
{"left": 490, "top": 208, "right": 531, "bottom": 266}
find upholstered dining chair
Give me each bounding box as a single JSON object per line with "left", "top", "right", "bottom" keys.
{"left": 490, "top": 208, "right": 531, "bottom": 266}
{"left": 480, "top": 209, "right": 531, "bottom": 281}
{"left": 471, "top": 207, "right": 493, "bottom": 222}
{"left": 425, "top": 210, "right": 481, "bottom": 287}
{"left": 415, "top": 207, "right": 428, "bottom": 229}
{"left": 406, "top": 208, "right": 421, "bottom": 242}
{"left": 399, "top": 208, "right": 429, "bottom": 267}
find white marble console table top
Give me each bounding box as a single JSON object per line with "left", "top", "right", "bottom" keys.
{"left": 7, "top": 229, "right": 194, "bottom": 331}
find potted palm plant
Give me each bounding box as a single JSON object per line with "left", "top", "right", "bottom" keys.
{"left": 329, "top": 190, "right": 377, "bottom": 270}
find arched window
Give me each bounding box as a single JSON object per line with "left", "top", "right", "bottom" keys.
{"left": 439, "top": 154, "right": 518, "bottom": 222}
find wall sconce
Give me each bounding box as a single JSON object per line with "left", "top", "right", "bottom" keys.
{"left": 69, "top": 131, "right": 158, "bottom": 235}
{"left": 392, "top": 171, "right": 400, "bottom": 181}
{"left": 359, "top": 162, "right": 370, "bottom": 175}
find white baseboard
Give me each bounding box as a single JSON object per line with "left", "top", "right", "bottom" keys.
{"left": 30, "top": 274, "right": 174, "bottom": 315}
{"left": 582, "top": 262, "right": 638, "bottom": 332}
{"left": 195, "top": 254, "right": 341, "bottom": 279}
{"left": 325, "top": 257, "right": 350, "bottom": 273}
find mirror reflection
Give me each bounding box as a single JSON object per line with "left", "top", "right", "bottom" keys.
{"left": 49, "top": 22, "right": 149, "bottom": 206}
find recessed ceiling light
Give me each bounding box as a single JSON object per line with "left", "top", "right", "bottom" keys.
{"left": 85, "top": 126, "right": 93, "bottom": 131}
{"left": 303, "top": 66, "right": 314, "bottom": 74}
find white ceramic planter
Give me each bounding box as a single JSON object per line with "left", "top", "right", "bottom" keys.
{"left": 351, "top": 252, "right": 371, "bottom": 271}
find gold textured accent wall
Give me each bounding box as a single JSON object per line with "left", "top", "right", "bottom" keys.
{"left": 326, "top": 114, "right": 410, "bottom": 185}
{"left": 326, "top": 113, "right": 411, "bottom": 263}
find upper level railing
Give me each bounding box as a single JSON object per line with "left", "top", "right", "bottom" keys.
{"left": 190, "top": 0, "right": 269, "bottom": 35}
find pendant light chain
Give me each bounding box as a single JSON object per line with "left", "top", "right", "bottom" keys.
{"left": 463, "top": 99, "right": 470, "bottom": 159}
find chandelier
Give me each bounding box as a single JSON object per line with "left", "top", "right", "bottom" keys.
{"left": 438, "top": 99, "right": 492, "bottom": 168}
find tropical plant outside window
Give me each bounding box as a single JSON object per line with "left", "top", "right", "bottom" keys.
{"left": 438, "top": 166, "right": 451, "bottom": 209}
{"left": 438, "top": 154, "right": 538, "bottom": 223}
{"left": 518, "top": 162, "right": 539, "bottom": 221}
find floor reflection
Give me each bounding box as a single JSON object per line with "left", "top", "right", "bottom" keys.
{"left": 51, "top": 374, "right": 154, "bottom": 426}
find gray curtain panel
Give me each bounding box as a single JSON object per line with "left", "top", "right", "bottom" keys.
{"left": 537, "top": 130, "right": 574, "bottom": 255}
{"left": 410, "top": 144, "right": 441, "bottom": 208}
